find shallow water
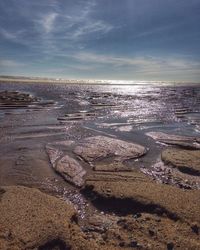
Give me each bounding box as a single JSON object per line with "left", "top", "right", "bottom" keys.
{"left": 0, "top": 82, "right": 200, "bottom": 212}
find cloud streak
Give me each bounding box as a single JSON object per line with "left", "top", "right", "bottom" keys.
{"left": 41, "top": 12, "right": 58, "bottom": 33}
{"left": 72, "top": 52, "right": 200, "bottom": 74}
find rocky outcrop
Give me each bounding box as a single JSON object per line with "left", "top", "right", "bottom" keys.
{"left": 46, "top": 136, "right": 146, "bottom": 187}
{"left": 83, "top": 171, "right": 200, "bottom": 224}
{"left": 146, "top": 131, "right": 200, "bottom": 149}
{"left": 0, "top": 186, "right": 99, "bottom": 250}
{"left": 161, "top": 149, "right": 200, "bottom": 175}
{"left": 74, "top": 136, "right": 146, "bottom": 163}
{"left": 0, "top": 90, "right": 38, "bottom": 104}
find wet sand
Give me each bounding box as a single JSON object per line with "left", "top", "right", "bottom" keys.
{"left": 0, "top": 82, "right": 200, "bottom": 249}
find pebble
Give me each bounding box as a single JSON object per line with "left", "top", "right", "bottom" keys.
{"left": 191, "top": 223, "right": 199, "bottom": 234}
{"left": 167, "top": 242, "right": 174, "bottom": 250}
{"left": 129, "top": 240, "right": 138, "bottom": 248}
{"left": 148, "top": 229, "right": 155, "bottom": 237}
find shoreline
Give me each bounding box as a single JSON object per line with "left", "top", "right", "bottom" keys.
{"left": 1, "top": 77, "right": 200, "bottom": 86}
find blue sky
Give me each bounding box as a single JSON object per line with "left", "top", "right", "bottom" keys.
{"left": 0, "top": 0, "right": 200, "bottom": 81}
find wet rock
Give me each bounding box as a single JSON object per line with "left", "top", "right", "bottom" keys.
{"left": 58, "top": 111, "right": 96, "bottom": 122}
{"left": 55, "top": 155, "right": 86, "bottom": 187}
{"left": 142, "top": 161, "right": 200, "bottom": 190}
{"left": 46, "top": 145, "right": 63, "bottom": 168}
{"left": 46, "top": 144, "right": 86, "bottom": 187}
{"left": 93, "top": 162, "right": 132, "bottom": 172}
{"left": 0, "top": 186, "right": 98, "bottom": 250}
{"left": 0, "top": 90, "right": 38, "bottom": 105}
{"left": 161, "top": 149, "right": 200, "bottom": 175}
{"left": 74, "top": 136, "right": 146, "bottom": 163}
{"left": 146, "top": 132, "right": 200, "bottom": 149}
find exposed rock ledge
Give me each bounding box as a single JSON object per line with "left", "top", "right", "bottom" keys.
{"left": 161, "top": 148, "right": 200, "bottom": 175}
{"left": 0, "top": 186, "right": 116, "bottom": 250}
{"left": 46, "top": 136, "right": 146, "bottom": 187}
{"left": 83, "top": 171, "right": 200, "bottom": 224}
{"left": 74, "top": 136, "right": 146, "bottom": 163}
{"left": 146, "top": 131, "right": 200, "bottom": 149}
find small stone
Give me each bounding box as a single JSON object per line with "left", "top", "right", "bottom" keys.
{"left": 167, "top": 242, "right": 174, "bottom": 250}
{"left": 119, "top": 241, "right": 125, "bottom": 247}
{"left": 133, "top": 213, "right": 141, "bottom": 219}
{"left": 191, "top": 223, "right": 199, "bottom": 234}
{"left": 148, "top": 229, "right": 155, "bottom": 237}
{"left": 129, "top": 240, "right": 138, "bottom": 248}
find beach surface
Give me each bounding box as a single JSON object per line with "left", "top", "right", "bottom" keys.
{"left": 0, "top": 81, "right": 200, "bottom": 249}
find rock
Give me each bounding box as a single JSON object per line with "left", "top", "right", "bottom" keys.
{"left": 167, "top": 242, "right": 174, "bottom": 250}
{"left": 46, "top": 136, "right": 145, "bottom": 187}
{"left": 46, "top": 144, "right": 86, "bottom": 187}
{"left": 0, "top": 188, "right": 5, "bottom": 201}
{"left": 55, "top": 155, "right": 86, "bottom": 187}
{"left": 74, "top": 136, "right": 146, "bottom": 163}
{"left": 191, "top": 223, "right": 199, "bottom": 234}
{"left": 0, "top": 91, "right": 38, "bottom": 105}
{"left": 128, "top": 240, "right": 138, "bottom": 248}
{"left": 161, "top": 149, "right": 200, "bottom": 175}
{"left": 46, "top": 145, "right": 63, "bottom": 168}
{"left": 83, "top": 214, "right": 115, "bottom": 234}
{"left": 133, "top": 213, "right": 142, "bottom": 219}
{"left": 83, "top": 171, "right": 200, "bottom": 224}
{"left": 146, "top": 132, "right": 200, "bottom": 149}
{"left": 119, "top": 241, "right": 125, "bottom": 247}
{"left": 0, "top": 186, "right": 98, "bottom": 250}
{"left": 148, "top": 229, "right": 155, "bottom": 237}
{"left": 93, "top": 162, "right": 132, "bottom": 172}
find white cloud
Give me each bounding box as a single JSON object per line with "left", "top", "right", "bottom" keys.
{"left": 72, "top": 52, "right": 200, "bottom": 74}
{"left": 59, "top": 0, "right": 113, "bottom": 41}
{"left": 40, "top": 12, "right": 58, "bottom": 33}
{"left": 72, "top": 21, "right": 113, "bottom": 39}
{"left": 0, "top": 59, "right": 24, "bottom": 68}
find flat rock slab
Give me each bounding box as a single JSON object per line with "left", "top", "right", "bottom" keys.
{"left": 0, "top": 90, "right": 38, "bottom": 104}
{"left": 46, "top": 136, "right": 145, "bottom": 187}
{"left": 74, "top": 136, "right": 146, "bottom": 163}
{"left": 142, "top": 161, "right": 200, "bottom": 190}
{"left": 56, "top": 155, "right": 86, "bottom": 187}
{"left": 0, "top": 186, "right": 98, "bottom": 250}
{"left": 146, "top": 132, "right": 200, "bottom": 149}
{"left": 46, "top": 145, "right": 86, "bottom": 187}
{"left": 93, "top": 162, "right": 133, "bottom": 172}
{"left": 46, "top": 145, "right": 63, "bottom": 168}
{"left": 84, "top": 171, "right": 200, "bottom": 224}
{"left": 161, "top": 149, "right": 200, "bottom": 175}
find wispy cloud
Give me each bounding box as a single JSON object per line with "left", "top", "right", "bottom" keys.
{"left": 0, "top": 59, "right": 24, "bottom": 68}
{"left": 72, "top": 20, "right": 113, "bottom": 39}
{"left": 40, "top": 12, "right": 58, "bottom": 33}
{"left": 0, "top": 28, "right": 26, "bottom": 43}
{"left": 72, "top": 52, "right": 200, "bottom": 74}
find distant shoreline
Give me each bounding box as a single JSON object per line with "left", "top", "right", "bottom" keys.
{"left": 0, "top": 77, "right": 200, "bottom": 86}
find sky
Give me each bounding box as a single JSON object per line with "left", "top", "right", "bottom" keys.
{"left": 0, "top": 0, "right": 200, "bottom": 82}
